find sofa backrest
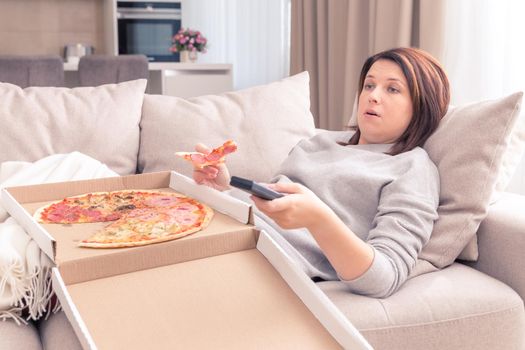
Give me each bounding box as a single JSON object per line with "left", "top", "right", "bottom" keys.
{"left": 138, "top": 71, "right": 317, "bottom": 182}
{"left": 0, "top": 79, "right": 147, "bottom": 175}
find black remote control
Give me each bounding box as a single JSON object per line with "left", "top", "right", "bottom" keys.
{"left": 230, "top": 176, "right": 284, "bottom": 200}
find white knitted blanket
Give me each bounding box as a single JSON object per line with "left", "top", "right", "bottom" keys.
{"left": 0, "top": 152, "right": 117, "bottom": 324}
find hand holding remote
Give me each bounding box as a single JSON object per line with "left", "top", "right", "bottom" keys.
{"left": 248, "top": 181, "right": 335, "bottom": 231}
{"left": 229, "top": 176, "right": 284, "bottom": 200}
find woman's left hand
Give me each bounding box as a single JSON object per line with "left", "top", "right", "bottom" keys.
{"left": 250, "top": 182, "right": 332, "bottom": 230}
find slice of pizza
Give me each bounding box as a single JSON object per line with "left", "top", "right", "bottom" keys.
{"left": 175, "top": 140, "right": 237, "bottom": 169}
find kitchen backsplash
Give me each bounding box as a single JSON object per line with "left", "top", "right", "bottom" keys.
{"left": 0, "top": 0, "right": 106, "bottom": 56}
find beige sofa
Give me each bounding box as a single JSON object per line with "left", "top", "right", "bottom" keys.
{"left": 0, "top": 75, "right": 524, "bottom": 350}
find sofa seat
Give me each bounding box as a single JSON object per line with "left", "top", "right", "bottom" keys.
{"left": 319, "top": 263, "right": 525, "bottom": 350}
{"left": 0, "top": 311, "right": 83, "bottom": 350}
{"left": 0, "top": 318, "right": 41, "bottom": 350}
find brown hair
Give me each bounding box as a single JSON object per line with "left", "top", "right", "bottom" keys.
{"left": 345, "top": 47, "right": 450, "bottom": 155}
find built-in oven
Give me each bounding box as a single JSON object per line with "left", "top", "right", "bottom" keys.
{"left": 117, "top": 1, "right": 182, "bottom": 62}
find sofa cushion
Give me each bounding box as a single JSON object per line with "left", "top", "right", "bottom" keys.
{"left": 0, "top": 319, "right": 42, "bottom": 350}
{"left": 320, "top": 263, "right": 525, "bottom": 350}
{"left": 38, "top": 311, "right": 82, "bottom": 350}
{"left": 0, "top": 79, "right": 147, "bottom": 175}
{"left": 138, "top": 71, "right": 316, "bottom": 182}
{"left": 466, "top": 192, "right": 525, "bottom": 301}
{"left": 421, "top": 92, "right": 524, "bottom": 264}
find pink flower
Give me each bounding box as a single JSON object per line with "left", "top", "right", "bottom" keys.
{"left": 172, "top": 27, "right": 208, "bottom": 54}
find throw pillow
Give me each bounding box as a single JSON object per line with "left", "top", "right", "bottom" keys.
{"left": 0, "top": 79, "right": 147, "bottom": 175}
{"left": 421, "top": 92, "right": 524, "bottom": 266}
{"left": 138, "top": 71, "right": 316, "bottom": 182}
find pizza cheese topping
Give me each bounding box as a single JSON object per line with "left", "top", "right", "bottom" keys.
{"left": 34, "top": 190, "right": 214, "bottom": 249}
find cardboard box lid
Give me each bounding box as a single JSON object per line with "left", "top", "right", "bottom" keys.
{"left": 53, "top": 232, "right": 352, "bottom": 350}
{"left": 1, "top": 171, "right": 256, "bottom": 283}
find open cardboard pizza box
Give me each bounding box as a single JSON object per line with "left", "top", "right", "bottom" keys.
{"left": 2, "top": 171, "right": 371, "bottom": 350}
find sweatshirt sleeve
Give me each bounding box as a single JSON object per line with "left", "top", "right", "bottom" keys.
{"left": 340, "top": 154, "right": 440, "bottom": 298}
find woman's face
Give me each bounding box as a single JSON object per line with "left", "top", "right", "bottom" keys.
{"left": 357, "top": 59, "right": 413, "bottom": 145}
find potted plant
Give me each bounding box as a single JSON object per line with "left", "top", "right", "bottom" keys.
{"left": 170, "top": 28, "right": 208, "bottom": 63}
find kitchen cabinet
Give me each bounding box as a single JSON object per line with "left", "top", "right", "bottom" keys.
{"left": 148, "top": 63, "right": 233, "bottom": 97}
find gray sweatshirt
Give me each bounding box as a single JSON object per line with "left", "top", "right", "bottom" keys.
{"left": 251, "top": 131, "right": 440, "bottom": 298}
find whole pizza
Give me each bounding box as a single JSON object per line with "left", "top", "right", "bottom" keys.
{"left": 33, "top": 190, "right": 214, "bottom": 249}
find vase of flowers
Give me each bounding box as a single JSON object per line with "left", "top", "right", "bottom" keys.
{"left": 171, "top": 28, "right": 208, "bottom": 63}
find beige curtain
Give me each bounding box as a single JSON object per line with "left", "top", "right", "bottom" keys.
{"left": 290, "top": 0, "right": 444, "bottom": 130}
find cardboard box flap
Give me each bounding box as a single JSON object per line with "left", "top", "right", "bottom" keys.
{"left": 4, "top": 172, "right": 172, "bottom": 203}
{"left": 1, "top": 188, "right": 56, "bottom": 260}
{"left": 52, "top": 268, "right": 96, "bottom": 350}
{"left": 257, "top": 231, "right": 372, "bottom": 349}
{"left": 169, "top": 171, "right": 252, "bottom": 224}
{"left": 58, "top": 227, "right": 258, "bottom": 285}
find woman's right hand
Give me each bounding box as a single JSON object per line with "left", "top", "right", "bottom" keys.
{"left": 192, "top": 143, "right": 231, "bottom": 191}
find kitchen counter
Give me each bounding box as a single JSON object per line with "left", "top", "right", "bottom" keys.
{"left": 64, "top": 61, "right": 232, "bottom": 72}
{"left": 64, "top": 61, "right": 234, "bottom": 98}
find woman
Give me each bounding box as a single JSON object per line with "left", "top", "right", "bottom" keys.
{"left": 194, "top": 47, "right": 450, "bottom": 298}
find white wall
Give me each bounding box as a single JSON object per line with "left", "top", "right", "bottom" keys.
{"left": 438, "top": 0, "right": 525, "bottom": 195}
{"left": 181, "top": 0, "right": 291, "bottom": 90}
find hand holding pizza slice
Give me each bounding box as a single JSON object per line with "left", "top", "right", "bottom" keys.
{"left": 178, "top": 141, "right": 234, "bottom": 191}
{"left": 175, "top": 140, "right": 237, "bottom": 169}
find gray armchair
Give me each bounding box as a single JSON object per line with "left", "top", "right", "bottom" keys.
{"left": 78, "top": 54, "right": 149, "bottom": 86}
{"left": 0, "top": 55, "right": 64, "bottom": 87}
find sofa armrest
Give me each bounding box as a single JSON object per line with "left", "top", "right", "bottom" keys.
{"left": 465, "top": 192, "right": 525, "bottom": 301}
